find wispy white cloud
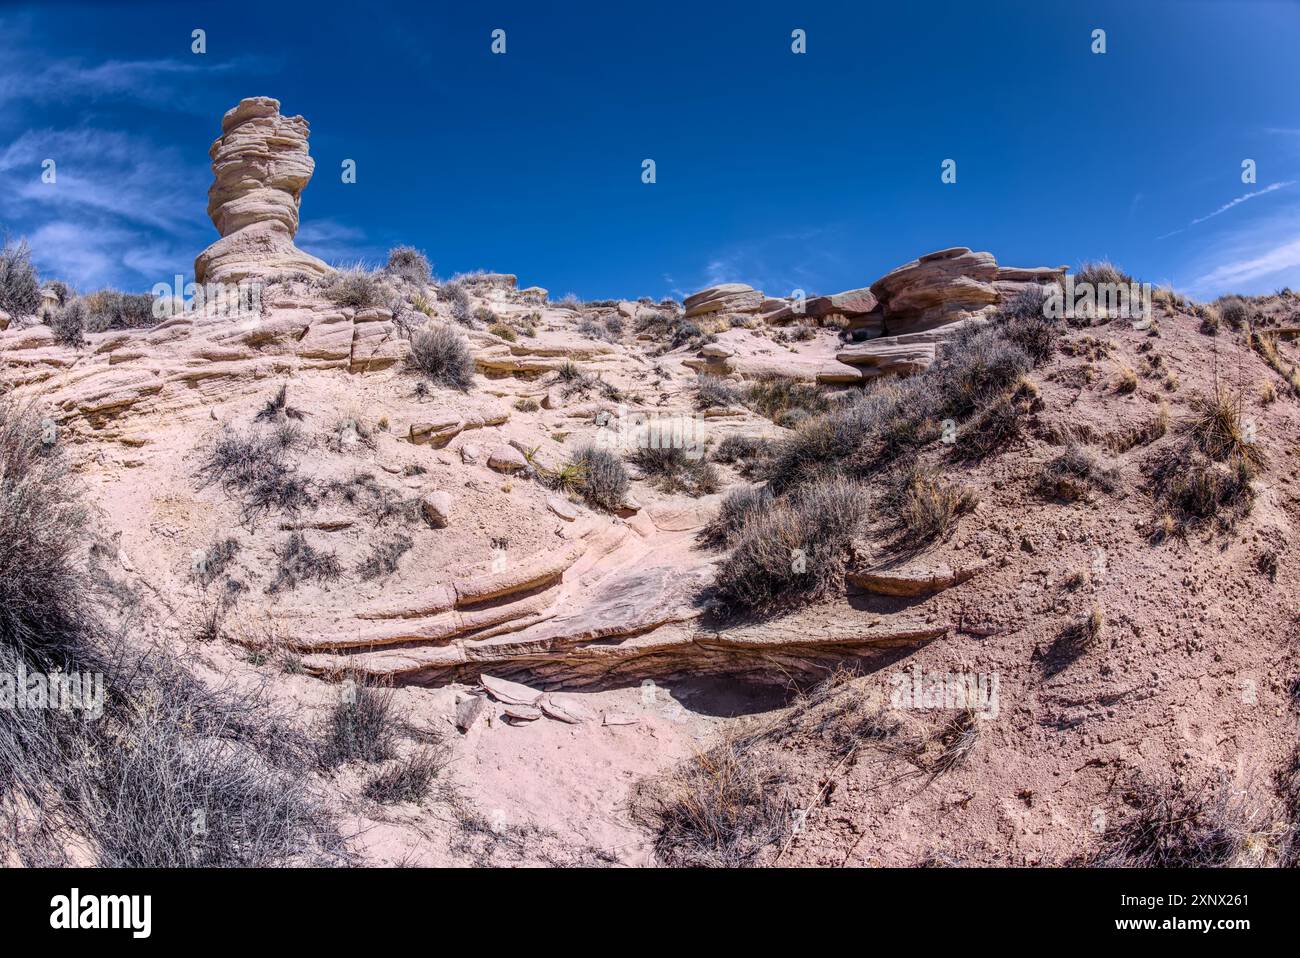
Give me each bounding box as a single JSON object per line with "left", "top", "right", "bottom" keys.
{"left": 1158, "top": 181, "right": 1296, "bottom": 239}
{"left": 1185, "top": 202, "right": 1300, "bottom": 296}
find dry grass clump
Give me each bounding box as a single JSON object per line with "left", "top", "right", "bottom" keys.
{"left": 49, "top": 300, "right": 87, "bottom": 348}
{"left": 635, "top": 310, "right": 707, "bottom": 352}
{"left": 385, "top": 246, "right": 432, "bottom": 286}
{"left": 699, "top": 484, "right": 772, "bottom": 549}
{"left": 82, "top": 290, "right": 157, "bottom": 331}
{"left": 1037, "top": 443, "right": 1120, "bottom": 502}
{"left": 439, "top": 279, "right": 474, "bottom": 326}
{"left": 194, "top": 424, "right": 316, "bottom": 527}
{"left": 882, "top": 461, "right": 978, "bottom": 547}
{"left": 743, "top": 374, "right": 829, "bottom": 428}
{"left": 954, "top": 377, "right": 1038, "bottom": 461}
{"left": 355, "top": 534, "right": 413, "bottom": 580}
{"left": 630, "top": 443, "right": 719, "bottom": 497}
{"left": 364, "top": 744, "right": 450, "bottom": 804}
{"left": 1074, "top": 259, "right": 1135, "bottom": 290}
{"left": 267, "top": 532, "right": 342, "bottom": 593}
{"left": 562, "top": 444, "right": 630, "bottom": 511}
{"left": 0, "top": 237, "right": 41, "bottom": 317}
{"left": 319, "top": 679, "right": 397, "bottom": 768}
{"left": 1113, "top": 364, "right": 1138, "bottom": 393}
{"left": 321, "top": 266, "right": 383, "bottom": 308}
{"left": 1248, "top": 328, "right": 1300, "bottom": 395}
{"left": 710, "top": 433, "right": 773, "bottom": 478}
{"left": 767, "top": 321, "right": 1040, "bottom": 492}
{"left": 1083, "top": 776, "right": 1270, "bottom": 867}
{"left": 1216, "top": 295, "right": 1248, "bottom": 329}
{"left": 488, "top": 321, "right": 517, "bottom": 342}
{"left": 712, "top": 476, "right": 868, "bottom": 612}
{"left": 407, "top": 323, "right": 475, "bottom": 392}
{"left": 1, "top": 401, "right": 346, "bottom": 867}
{"left": 694, "top": 374, "right": 741, "bottom": 410}
{"left": 632, "top": 736, "right": 791, "bottom": 868}
{"left": 1148, "top": 386, "right": 1263, "bottom": 531}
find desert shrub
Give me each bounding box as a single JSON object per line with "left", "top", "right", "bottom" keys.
{"left": 700, "top": 485, "right": 772, "bottom": 549}
{"left": 267, "top": 532, "right": 342, "bottom": 593}
{"left": 1114, "top": 364, "right": 1138, "bottom": 393}
{"left": 0, "top": 238, "right": 41, "bottom": 318}
{"left": 1038, "top": 444, "right": 1119, "bottom": 501}
{"left": 355, "top": 534, "right": 413, "bottom": 581}
{"left": 320, "top": 680, "right": 396, "bottom": 767}
{"left": 630, "top": 443, "right": 719, "bottom": 497}
{"left": 49, "top": 300, "right": 87, "bottom": 348}
{"left": 321, "top": 267, "right": 382, "bottom": 308}
{"left": 364, "top": 745, "right": 449, "bottom": 804}
{"left": 883, "top": 461, "right": 978, "bottom": 547}
{"left": 42, "top": 279, "right": 74, "bottom": 308}
{"left": 513, "top": 397, "right": 540, "bottom": 412}
{"left": 82, "top": 290, "right": 156, "bottom": 331}
{"left": 633, "top": 737, "right": 791, "bottom": 868}
{"left": 1200, "top": 309, "right": 1221, "bottom": 335}
{"left": 1, "top": 399, "right": 344, "bottom": 867}
{"left": 1216, "top": 295, "right": 1248, "bottom": 329}
{"left": 711, "top": 434, "right": 773, "bottom": 478}
{"left": 636, "top": 311, "right": 706, "bottom": 351}
{"left": 1074, "top": 259, "right": 1135, "bottom": 289}
{"left": 1148, "top": 386, "right": 1262, "bottom": 530}
{"left": 194, "top": 536, "right": 240, "bottom": 588}
{"left": 438, "top": 280, "right": 474, "bottom": 326}
{"left": 0, "top": 401, "right": 99, "bottom": 679}
{"left": 998, "top": 285, "right": 1057, "bottom": 362}
{"left": 194, "top": 426, "right": 316, "bottom": 527}
{"left": 406, "top": 324, "right": 475, "bottom": 392}
{"left": 253, "top": 383, "right": 305, "bottom": 423}
{"left": 694, "top": 375, "right": 741, "bottom": 410}
{"left": 488, "top": 321, "right": 517, "bottom": 342}
{"left": 385, "top": 246, "right": 432, "bottom": 286}
{"left": 566, "top": 444, "right": 629, "bottom": 511}
{"left": 578, "top": 316, "right": 620, "bottom": 342}
{"left": 713, "top": 476, "right": 868, "bottom": 612}
{"left": 1188, "top": 387, "right": 1263, "bottom": 466}
{"left": 953, "top": 378, "right": 1037, "bottom": 462}
{"left": 88, "top": 668, "right": 338, "bottom": 867}
{"left": 472, "top": 305, "right": 498, "bottom": 327}
{"left": 1151, "top": 450, "right": 1256, "bottom": 524}
{"left": 743, "top": 375, "right": 828, "bottom": 424}
{"left": 1083, "top": 776, "right": 1263, "bottom": 867}
{"left": 326, "top": 471, "right": 419, "bottom": 527}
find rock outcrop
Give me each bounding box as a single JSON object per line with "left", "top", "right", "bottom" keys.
{"left": 815, "top": 248, "right": 1066, "bottom": 382}
{"left": 194, "top": 97, "right": 331, "bottom": 285}
{"left": 683, "top": 283, "right": 765, "bottom": 319}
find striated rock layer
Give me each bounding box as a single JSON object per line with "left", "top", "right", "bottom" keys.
{"left": 194, "top": 97, "right": 331, "bottom": 285}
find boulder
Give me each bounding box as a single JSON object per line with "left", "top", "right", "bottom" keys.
{"left": 421, "top": 490, "right": 453, "bottom": 528}
{"left": 683, "top": 283, "right": 765, "bottom": 318}
{"left": 487, "top": 444, "right": 529, "bottom": 473}
{"left": 869, "top": 247, "right": 999, "bottom": 335}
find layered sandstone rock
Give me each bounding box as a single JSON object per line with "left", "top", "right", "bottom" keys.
{"left": 682, "top": 283, "right": 765, "bottom": 319}
{"left": 194, "top": 97, "right": 331, "bottom": 285}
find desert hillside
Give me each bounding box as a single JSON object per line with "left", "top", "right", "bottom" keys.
{"left": 1, "top": 97, "right": 1297, "bottom": 868}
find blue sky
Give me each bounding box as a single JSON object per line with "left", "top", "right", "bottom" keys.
{"left": 1, "top": 0, "right": 1298, "bottom": 301}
